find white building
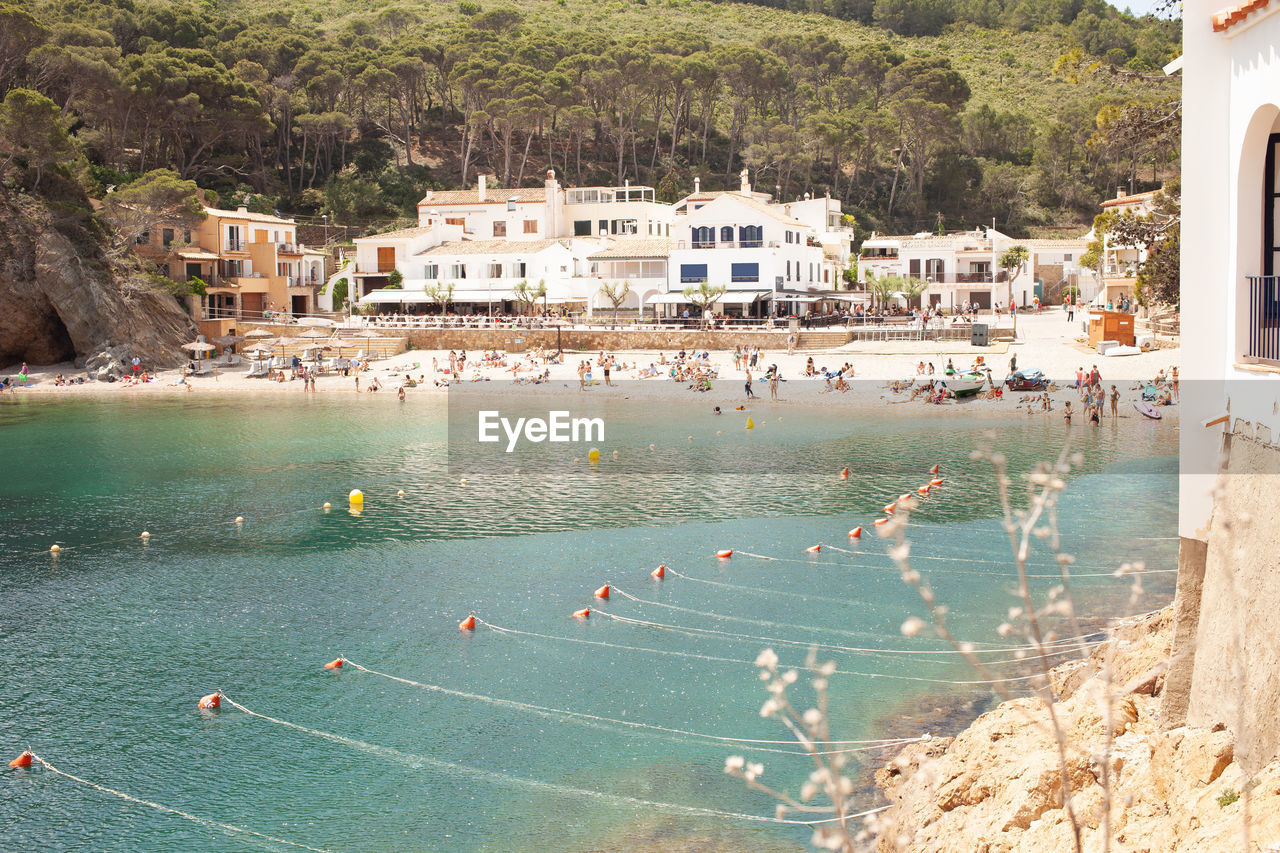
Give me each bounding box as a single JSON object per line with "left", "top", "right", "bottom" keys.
{"left": 859, "top": 229, "right": 1087, "bottom": 310}
{"left": 1086, "top": 188, "right": 1161, "bottom": 306}
{"left": 664, "top": 172, "right": 830, "bottom": 316}
{"left": 414, "top": 171, "right": 673, "bottom": 242}
{"left": 1164, "top": 0, "right": 1280, "bottom": 776}
{"left": 352, "top": 169, "right": 857, "bottom": 316}
{"left": 1180, "top": 0, "right": 1280, "bottom": 535}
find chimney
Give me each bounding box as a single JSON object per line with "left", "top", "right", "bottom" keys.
{"left": 237, "top": 204, "right": 248, "bottom": 214}
{"left": 694, "top": 177, "right": 701, "bottom": 194}
{"left": 426, "top": 190, "right": 434, "bottom": 201}
{"left": 740, "top": 168, "right": 750, "bottom": 193}
{"left": 478, "top": 174, "right": 487, "bottom": 202}
{"left": 546, "top": 169, "right": 557, "bottom": 188}
{"left": 1116, "top": 186, "right": 1125, "bottom": 200}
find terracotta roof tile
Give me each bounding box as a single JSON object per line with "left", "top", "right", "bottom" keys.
{"left": 588, "top": 238, "right": 672, "bottom": 259}
{"left": 416, "top": 188, "right": 533, "bottom": 206}
{"left": 1213, "top": 0, "right": 1271, "bottom": 31}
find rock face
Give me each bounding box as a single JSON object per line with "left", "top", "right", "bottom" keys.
{"left": 0, "top": 182, "right": 194, "bottom": 370}
{"left": 873, "top": 607, "right": 1280, "bottom": 851}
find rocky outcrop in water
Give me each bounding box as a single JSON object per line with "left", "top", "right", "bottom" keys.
{"left": 874, "top": 607, "right": 1280, "bottom": 851}
{"left": 0, "top": 180, "right": 194, "bottom": 371}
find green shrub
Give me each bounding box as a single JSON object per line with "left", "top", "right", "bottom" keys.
{"left": 1217, "top": 788, "right": 1239, "bottom": 808}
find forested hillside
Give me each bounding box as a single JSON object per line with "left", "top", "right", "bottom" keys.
{"left": 4, "top": 0, "right": 1179, "bottom": 239}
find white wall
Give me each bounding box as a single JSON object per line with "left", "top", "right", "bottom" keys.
{"left": 1179, "top": 0, "right": 1280, "bottom": 539}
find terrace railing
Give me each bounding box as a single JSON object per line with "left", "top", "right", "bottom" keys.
{"left": 1247, "top": 275, "right": 1280, "bottom": 363}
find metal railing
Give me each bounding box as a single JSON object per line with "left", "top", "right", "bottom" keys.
{"left": 1247, "top": 275, "right": 1280, "bottom": 362}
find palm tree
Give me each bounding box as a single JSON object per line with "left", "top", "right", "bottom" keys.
{"left": 999, "top": 245, "right": 1030, "bottom": 306}
{"left": 683, "top": 279, "right": 727, "bottom": 328}
{"left": 866, "top": 274, "right": 896, "bottom": 312}
{"left": 597, "top": 280, "right": 632, "bottom": 326}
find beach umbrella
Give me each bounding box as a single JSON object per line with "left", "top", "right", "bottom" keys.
{"left": 181, "top": 341, "right": 216, "bottom": 355}
{"left": 245, "top": 329, "right": 274, "bottom": 340}
{"left": 297, "top": 327, "right": 330, "bottom": 340}
{"left": 326, "top": 337, "right": 356, "bottom": 348}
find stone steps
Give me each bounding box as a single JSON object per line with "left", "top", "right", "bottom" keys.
{"left": 795, "top": 330, "right": 851, "bottom": 349}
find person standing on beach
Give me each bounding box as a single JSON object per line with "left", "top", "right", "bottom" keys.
{"left": 749, "top": 348, "right": 758, "bottom": 369}
{"left": 769, "top": 370, "right": 779, "bottom": 400}
{"left": 1075, "top": 367, "right": 1083, "bottom": 390}
{"left": 1110, "top": 385, "right": 1119, "bottom": 419}
{"left": 577, "top": 360, "right": 586, "bottom": 391}
{"left": 603, "top": 359, "right": 612, "bottom": 387}
{"left": 1066, "top": 300, "right": 1075, "bottom": 322}
{"left": 1009, "top": 354, "right": 1017, "bottom": 375}
{"left": 787, "top": 332, "right": 796, "bottom": 355}
{"left": 1063, "top": 401, "right": 1072, "bottom": 426}
{"left": 745, "top": 369, "right": 755, "bottom": 399}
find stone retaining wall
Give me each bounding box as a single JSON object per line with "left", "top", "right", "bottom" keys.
{"left": 401, "top": 328, "right": 792, "bottom": 352}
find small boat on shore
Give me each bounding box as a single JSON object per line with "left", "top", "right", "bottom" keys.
{"left": 948, "top": 372, "right": 988, "bottom": 398}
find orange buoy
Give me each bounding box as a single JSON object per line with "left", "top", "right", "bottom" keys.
{"left": 883, "top": 502, "right": 896, "bottom": 515}
{"left": 572, "top": 607, "right": 591, "bottom": 619}
{"left": 839, "top": 467, "right": 850, "bottom": 479}
{"left": 324, "top": 657, "right": 344, "bottom": 670}
{"left": 594, "top": 584, "right": 611, "bottom": 599}
{"left": 805, "top": 545, "right": 821, "bottom": 553}
{"left": 849, "top": 526, "right": 863, "bottom": 539}
{"left": 197, "top": 692, "right": 220, "bottom": 710}
{"left": 929, "top": 464, "right": 939, "bottom": 474}
{"left": 917, "top": 486, "right": 930, "bottom": 495}
{"left": 899, "top": 494, "right": 911, "bottom": 504}
{"left": 651, "top": 564, "right": 666, "bottom": 579}
{"left": 873, "top": 518, "right": 889, "bottom": 526}
{"left": 716, "top": 549, "right": 733, "bottom": 559}
{"left": 9, "top": 750, "right": 33, "bottom": 769}
{"left": 930, "top": 478, "right": 943, "bottom": 486}
{"left": 459, "top": 614, "right": 476, "bottom": 631}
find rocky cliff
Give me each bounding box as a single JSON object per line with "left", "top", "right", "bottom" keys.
{"left": 874, "top": 608, "right": 1280, "bottom": 851}
{"left": 0, "top": 179, "right": 194, "bottom": 371}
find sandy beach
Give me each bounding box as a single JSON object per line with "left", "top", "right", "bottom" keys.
{"left": 2, "top": 311, "right": 1179, "bottom": 420}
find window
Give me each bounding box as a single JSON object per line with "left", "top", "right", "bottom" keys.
{"left": 493, "top": 221, "right": 507, "bottom": 237}
{"left": 680, "top": 263, "right": 708, "bottom": 284}
{"left": 612, "top": 219, "right": 638, "bottom": 235}
{"left": 377, "top": 247, "right": 396, "bottom": 273}
{"left": 183, "top": 230, "right": 191, "bottom": 243}
{"left": 785, "top": 231, "right": 792, "bottom": 244}
{"left": 719, "top": 225, "right": 734, "bottom": 244}
{"left": 599, "top": 219, "right": 608, "bottom": 236}
{"left": 162, "top": 228, "right": 175, "bottom": 247}
{"left": 692, "top": 226, "right": 715, "bottom": 249}
{"left": 450, "top": 263, "right": 466, "bottom": 279}
{"left": 488, "top": 263, "right": 503, "bottom": 278}
{"left": 524, "top": 220, "right": 538, "bottom": 234}
{"left": 730, "top": 263, "right": 759, "bottom": 283}
{"left": 515, "top": 262, "right": 527, "bottom": 277}
{"left": 1064, "top": 254, "right": 1073, "bottom": 262}
{"left": 574, "top": 220, "right": 592, "bottom": 237}
{"left": 156, "top": 262, "right": 170, "bottom": 278}
{"left": 446, "top": 217, "right": 465, "bottom": 227}
{"left": 136, "top": 230, "right": 150, "bottom": 245}
{"left": 786, "top": 261, "right": 792, "bottom": 281}
{"left": 739, "top": 226, "right": 763, "bottom": 248}
{"left": 425, "top": 264, "right": 439, "bottom": 280}
{"left": 226, "top": 226, "right": 241, "bottom": 250}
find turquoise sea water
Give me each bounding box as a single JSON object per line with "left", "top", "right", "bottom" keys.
{"left": 0, "top": 396, "right": 1177, "bottom": 852}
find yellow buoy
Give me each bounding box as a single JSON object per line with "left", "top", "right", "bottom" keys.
{"left": 746, "top": 418, "right": 755, "bottom": 430}
{"left": 234, "top": 516, "right": 244, "bottom": 524}
{"left": 588, "top": 448, "right": 600, "bottom": 463}
{"left": 396, "top": 490, "right": 405, "bottom": 498}
{"left": 348, "top": 489, "right": 364, "bottom": 505}
{"left": 460, "top": 478, "right": 468, "bottom": 484}
{"left": 49, "top": 544, "right": 61, "bottom": 553}
{"left": 140, "top": 531, "right": 150, "bottom": 540}
{"left": 514, "top": 468, "right": 521, "bottom": 474}
{"left": 322, "top": 502, "right": 332, "bottom": 510}
{"left": 649, "top": 444, "right": 655, "bottom": 451}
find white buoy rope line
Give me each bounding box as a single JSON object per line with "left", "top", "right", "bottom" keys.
{"left": 4, "top": 494, "right": 374, "bottom": 565}
{"left": 607, "top": 588, "right": 889, "bottom": 642}
{"left": 20, "top": 753, "right": 334, "bottom": 853}
{"left": 214, "top": 692, "right": 890, "bottom": 826}
{"left": 595, "top": 610, "right": 1101, "bottom": 663}
{"left": 334, "top": 659, "right": 921, "bottom": 753}
{"left": 730, "top": 547, "right": 1171, "bottom": 577}
{"left": 591, "top": 590, "right": 1102, "bottom": 657}
{"left": 475, "top": 618, "right": 1062, "bottom": 685}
